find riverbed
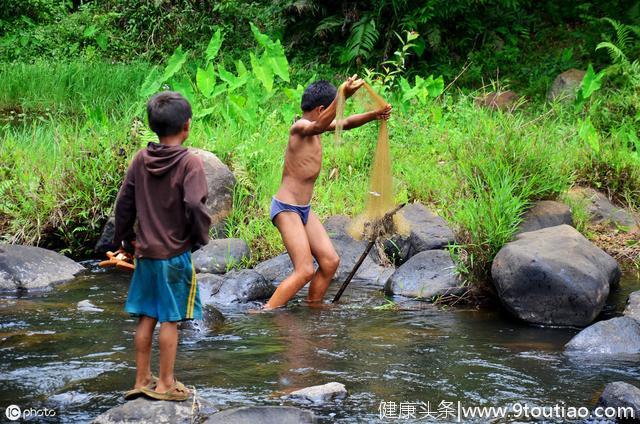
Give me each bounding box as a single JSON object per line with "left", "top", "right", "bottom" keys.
{"left": 1, "top": 264, "right": 638, "bottom": 423}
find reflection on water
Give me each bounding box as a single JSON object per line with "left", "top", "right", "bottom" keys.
{"left": 0, "top": 265, "right": 638, "bottom": 423}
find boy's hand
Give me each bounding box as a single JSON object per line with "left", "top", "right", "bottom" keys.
{"left": 375, "top": 104, "right": 392, "bottom": 120}
{"left": 343, "top": 74, "right": 364, "bottom": 98}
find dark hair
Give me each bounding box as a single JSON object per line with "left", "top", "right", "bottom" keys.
{"left": 147, "top": 91, "right": 192, "bottom": 137}
{"left": 301, "top": 80, "right": 337, "bottom": 112}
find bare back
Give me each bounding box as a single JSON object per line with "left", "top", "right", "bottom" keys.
{"left": 275, "top": 120, "right": 324, "bottom": 205}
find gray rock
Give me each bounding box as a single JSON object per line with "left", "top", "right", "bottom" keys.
{"left": 0, "top": 244, "right": 84, "bottom": 292}
{"left": 198, "top": 270, "right": 274, "bottom": 305}
{"left": 597, "top": 381, "right": 640, "bottom": 422}
{"left": 179, "top": 305, "right": 225, "bottom": 332}
{"left": 565, "top": 317, "right": 640, "bottom": 354}
{"left": 192, "top": 238, "right": 250, "bottom": 274}
{"left": 205, "top": 406, "right": 315, "bottom": 424}
{"left": 547, "top": 68, "right": 585, "bottom": 102}
{"left": 517, "top": 200, "right": 573, "bottom": 234}
{"left": 94, "top": 216, "right": 116, "bottom": 253}
{"left": 384, "top": 203, "right": 455, "bottom": 265}
{"left": 477, "top": 90, "right": 521, "bottom": 111}
{"left": 492, "top": 225, "right": 620, "bottom": 327}
{"left": 92, "top": 396, "right": 216, "bottom": 424}
{"left": 77, "top": 300, "right": 103, "bottom": 313}
{"left": 289, "top": 382, "right": 347, "bottom": 404}
{"left": 254, "top": 254, "right": 293, "bottom": 286}
{"left": 385, "top": 250, "right": 462, "bottom": 300}
{"left": 625, "top": 291, "right": 640, "bottom": 322}
{"left": 568, "top": 187, "right": 637, "bottom": 230}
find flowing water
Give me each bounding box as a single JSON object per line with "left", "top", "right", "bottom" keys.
{"left": 1, "top": 264, "right": 638, "bottom": 423}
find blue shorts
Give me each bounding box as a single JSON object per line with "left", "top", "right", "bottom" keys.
{"left": 124, "top": 250, "right": 202, "bottom": 322}
{"left": 270, "top": 196, "right": 311, "bottom": 225}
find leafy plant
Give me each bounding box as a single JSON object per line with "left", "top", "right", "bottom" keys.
{"left": 596, "top": 18, "right": 640, "bottom": 87}
{"left": 575, "top": 64, "right": 605, "bottom": 111}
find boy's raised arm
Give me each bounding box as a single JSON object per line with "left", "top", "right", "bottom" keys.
{"left": 328, "top": 104, "right": 392, "bottom": 132}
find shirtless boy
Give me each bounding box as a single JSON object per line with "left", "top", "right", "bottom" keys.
{"left": 265, "top": 75, "right": 392, "bottom": 309}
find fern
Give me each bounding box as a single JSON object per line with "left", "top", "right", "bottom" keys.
{"left": 340, "top": 14, "right": 379, "bottom": 64}
{"left": 596, "top": 18, "right": 640, "bottom": 88}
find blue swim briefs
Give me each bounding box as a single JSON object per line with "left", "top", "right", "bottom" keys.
{"left": 270, "top": 196, "right": 311, "bottom": 225}
{"left": 124, "top": 250, "right": 202, "bottom": 322}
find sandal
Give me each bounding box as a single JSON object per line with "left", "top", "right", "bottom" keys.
{"left": 124, "top": 375, "right": 158, "bottom": 400}
{"left": 141, "top": 380, "right": 190, "bottom": 402}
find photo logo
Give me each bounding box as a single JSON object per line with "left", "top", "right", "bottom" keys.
{"left": 5, "top": 405, "right": 21, "bottom": 421}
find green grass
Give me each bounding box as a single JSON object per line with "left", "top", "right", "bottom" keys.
{"left": 1, "top": 60, "right": 638, "bottom": 285}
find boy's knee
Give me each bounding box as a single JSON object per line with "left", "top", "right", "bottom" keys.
{"left": 295, "top": 262, "right": 315, "bottom": 282}
{"left": 321, "top": 254, "right": 340, "bottom": 274}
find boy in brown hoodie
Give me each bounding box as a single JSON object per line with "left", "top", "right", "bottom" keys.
{"left": 114, "top": 91, "right": 211, "bottom": 401}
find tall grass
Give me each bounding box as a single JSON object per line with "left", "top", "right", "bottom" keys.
{"left": 1, "top": 61, "right": 638, "bottom": 284}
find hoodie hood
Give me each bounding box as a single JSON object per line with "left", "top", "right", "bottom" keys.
{"left": 142, "top": 142, "right": 189, "bottom": 176}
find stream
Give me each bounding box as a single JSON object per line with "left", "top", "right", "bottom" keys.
{"left": 1, "top": 263, "right": 638, "bottom": 423}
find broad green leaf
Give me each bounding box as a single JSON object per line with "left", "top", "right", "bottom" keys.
{"left": 265, "top": 40, "right": 290, "bottom": 82}
{"left": 139, "top": 65, "right": 162, "bottom": 98}
{"left": 83, "top": 25, "right": 98, "bottom": 38}
{"left": 580, "top": 64, "right": 604, "bottom": 99}
{"left": 196, "top": 63, "right": 216, "bottom": 97}
{"left": 426, "top": 75, "right": 444, "bottom": 97}
{"left": 578, "top": 116, "right": 600, "bottom": 154}
{"left": 217, "top": 64, "right": 247, "bottom": 91}
{"left": 250, "top": 23, "right": 272, "bottom": 48}
{"left": 170, "top": 77, "right": 195, "bottom": 106}
{"left": 162, "top": 46, "right": 188, "bottom": 81}
{"left": 251, "top": 52, "right": 274, "bottom": 92}
{"left": 229, "top": 96, "right": 252, "bottom": 122}
{"left": 205, "top": 29, "right": 223, "bottom": 63}
{"left": 235, "top": 59, "right": 248, "bottom": 77}
{"left": 96, "top": 33, "right": 108, "bottom": 50}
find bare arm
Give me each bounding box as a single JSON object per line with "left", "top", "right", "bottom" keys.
{"left": 327, "top": 104, "right": 392, "bottom": 131}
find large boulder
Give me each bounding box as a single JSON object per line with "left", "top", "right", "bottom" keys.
{"left": 289, "top": 382, "right": 348, "bottom": 404}
{"left": 597, "top": 382, "right": 640, "bottom": 421}
{"left": 565, "top": 317, "right": 640, "bottom": 354}
{"left": 198, "top": 270, "right": 274, "bottom": 306}
{"left": 0, "top": 244, "right": 84, "bottom": 292}
{"left": 517, "top": 200, "right": 573, "bottom": 235}
{"left": 192, "top": 238, "right": 250, "bottom": 274}
{"left": 547, "top": 68, "right": 585, "bottom": 102}
{"left": 95, "top": 148, "right": 235, "bottom": 253}
{"left": 625, "top": 291, "right": 640, "bottom": 322}
{"left": 254, "top": 254, "right": 293, "bottom": 286}
{"left": 567, "top": 187, "right": 637, "bottom": 230}
{"left": 92, "top": 397, "right": 216, "bottom": 424}
{"left": 385, "top": 250, "right": 462, "bottom": 300}
{"left": 492, "top": 225, "right": 620, "bottom": 327}
{"left": 384, "top": 203, "right": 455, "bottom": 265}
{"left": 205, "top": 406, "right": 315, "bottom": 424}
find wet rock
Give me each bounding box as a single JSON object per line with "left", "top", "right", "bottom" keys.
{"left": 492, "top": 225, "right": 620, "bottom": 327}
{"left": 565, "top": 317, "right": 640, "bottom": 354}
{"left": 95, "top": 148, "right": 235, "bottom": 253}
{"left": 179, "top": 305, "right": 225, "bottom": 332}
{"left": 385, "top": 250, "right": 462, "bottom": 300}
{"left": 205, "top": 406, "right": 315, "bottom": 424}
{"left": 547, "top": 68, "right": 585, "bottom": 102}
{"left": 77, "top": 300, "right": 103, "bottom": 313}
{"left": 289, "top": 382, "right": 347, "bottom": 404}
{"left": 477, "top": 90, "right": 520, "bottom": 111}
{"left": 95, "top": 217, "right": 116, "bottom": 254}
{"left": 567, "top": 187, "right": 637, "bottom": 230}
{"left": 192, "top": 238, "right": 250, "bottom": 274}
{"left": 198, "top": 270, "right": 274, "bottom": 306}
{"left": 254, "top": 254, "right": 293, "bottom": 286}
{"left": 625, "top": 291, "right": 640, "bottom": 322}
{"left": 384, "top": 203, "right": 455, "bottom": 265}
{"left": 597, "top": 381, "right": 640, "bottom": 421}
{"left": 92, "top": 396, "right": 216, "bottom": 424}
{"left": 0, "top": 244, "right": 84, "bottom": 293}
{"left": 517, "top": 200, "right": 573, "bottom": 235}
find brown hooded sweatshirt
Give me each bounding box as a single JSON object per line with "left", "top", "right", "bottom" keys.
{"left": 114, "top": 142, "right": 211, "bottom": 259}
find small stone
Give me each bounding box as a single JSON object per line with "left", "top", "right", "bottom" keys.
{"left": 547, "top": 69, "right": 585, "bottom": 102}
{"left": 205, "top": 406, "right": 315, "bottom": 424}
{"left": 289, "top": 382, "right": 348, "bottom": 404}
{"left": 77, "top": 300, "right": 103, "bottom": 313}
{"left": 597, "top": 381, "right": 640, "bottom": 421}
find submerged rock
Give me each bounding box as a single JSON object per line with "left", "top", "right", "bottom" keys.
{"left": 92, "top": 396, "right": 216, "bottom": 424}
{"left": 567, "top": 187, "right": 637, "bottom": 230}
{"left": 198, "top": 270, "right": 274, "bottom": 306}
{"left": 597, "top": 381, "right": 640, "bottom": 421}
{"left": 0, "top": 244, "right": 84, "bottom": 293}
{"left": 385, "top": 250, "right": 462, "bottom": 300}
{"left": 179, "top": 305, "right": 225, "bottom": 332}
{"left": 565, "top": 317, "right": 640, "bottom": 354}
{"left": 384, "top": 203, "right": 455, "bottom": 265}
{"left": 625, "top": 291, "right": 640, "bottom": 322}
{"left": 492, "top": 225, "right": 620, "bottom": 327}
{"left": 205, "top": 406, "right": 315, "bottom": 424}
{"left": 517, "top": 200, "right": 573, "bottom": 235}
{"left": 547, "top": 68, "right": 585, "bottom": 102}
{"left": 289, "top": 382, "right": 347, "bottom": 404}
{"left": 192, "top": 238, "right": 250, "bottom": 274}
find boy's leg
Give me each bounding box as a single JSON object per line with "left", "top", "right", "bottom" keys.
{"left": 156, "top": 321, "right": 178, "bottom": 393}
{"left": 305, "top": 212, "right": 340, "bottom": 303}
{"left": 265, "top": 212, "right": 315, "bottom": 309}
{"left": 134, "top": 316, "right": 157, "bottom": 389}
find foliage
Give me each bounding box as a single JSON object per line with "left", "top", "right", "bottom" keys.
{"left": 596, "top": 18, "right": 640, "bottom": 88}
